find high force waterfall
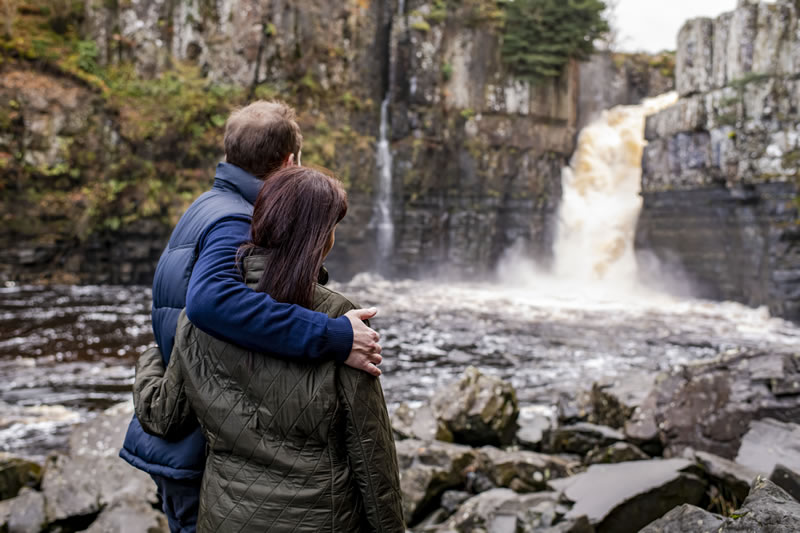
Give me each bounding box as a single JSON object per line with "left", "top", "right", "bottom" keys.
{"left": 553, "top": 92, "right": 679, "bottom": 286}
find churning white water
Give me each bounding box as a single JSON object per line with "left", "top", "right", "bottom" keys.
{"left": 554, "top": 92, "right": 678, "bottom": 284}
{"left": 553, "top": 92, "right": 679, "bottom": 286}
{"left": 375, "top": 97, "right": 395, "bottom": 262}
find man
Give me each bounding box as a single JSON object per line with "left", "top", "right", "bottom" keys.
{"left": 120, "top": 101, "right": 383, "bottom": 533}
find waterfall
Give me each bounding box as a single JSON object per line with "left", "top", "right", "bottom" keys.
{"left": 552, "top": 92, "right": 679, "bottom": 286}
{"left": 375, "top": 97, "right": 394, "bottom": 262}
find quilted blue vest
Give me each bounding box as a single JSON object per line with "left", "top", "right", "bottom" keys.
{"left": 120, "top": 162, "right": 263, "bottom": 480}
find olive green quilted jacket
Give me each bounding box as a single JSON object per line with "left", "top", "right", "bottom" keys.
{"left": 133, "top": 256, "right": 404, "bottom": 532}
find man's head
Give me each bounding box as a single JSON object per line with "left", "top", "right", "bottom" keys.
{"left": 223, "top": 100, "right": 303, "bottom": 179}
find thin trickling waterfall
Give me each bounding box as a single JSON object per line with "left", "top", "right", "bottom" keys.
{"left": 552, "top": 92, "right": 679, "bottom": 285}
{"left": 375, "top": 97, "right": 394, "bottom": 262}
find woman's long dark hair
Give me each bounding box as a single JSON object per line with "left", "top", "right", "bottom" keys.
{"left": 239, "top": 166, "right": 348, "bottom": 309}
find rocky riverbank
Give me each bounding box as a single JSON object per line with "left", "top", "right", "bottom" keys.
{"left": 3, "top": 353, "right": 799, "bottom": 533}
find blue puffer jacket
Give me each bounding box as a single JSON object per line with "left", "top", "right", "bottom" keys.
{"left": 119, "top": 162, "right": 263, "bottom": 480}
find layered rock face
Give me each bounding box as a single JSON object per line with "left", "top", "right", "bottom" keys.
{"left": 636, "top": 0, "right": 800, "bottom": 320}
{"left": 0, "top": 0, "right": 672, "bottom": 283}
{"left": 83, "top": 0, "right": 580, "bottom": 278}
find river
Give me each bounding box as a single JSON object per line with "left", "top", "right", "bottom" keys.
{"left": 2, "top": 278, "right": 799, "bottom": 461}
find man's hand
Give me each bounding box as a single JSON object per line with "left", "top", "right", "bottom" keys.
{"left": 344, "top": 308, "right": 383, "bottom": 377}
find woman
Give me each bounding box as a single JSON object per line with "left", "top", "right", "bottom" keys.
{"left": 133, "top": 166, "right": 404, "bottom": 532}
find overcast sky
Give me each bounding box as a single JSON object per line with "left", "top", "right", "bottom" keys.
{"left": 615, "top": 0, "right": 739, "bottom": 52}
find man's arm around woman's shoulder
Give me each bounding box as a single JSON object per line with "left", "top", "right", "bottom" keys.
{"left": 184, "top": 217, "right": 354, "bottom": 361}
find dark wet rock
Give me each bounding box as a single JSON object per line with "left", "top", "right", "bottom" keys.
{"left": 719, "top": 477, "right": 800, "bottom": 532}
{"left": 582, "top": 374, "right": 656, "bottom": 429}
{"left": 546, "top": 423, "right": 625, "bottom": 455}
{"left": 538, "top": 516, "right": 595, "bottom": 533}
{"left": 393, "top": 403, "right": 453, "bottom": 443}
{"left": 413, "top": 508, "right": 450, "bottom": 532}
{"left": 395, "top": 439, "right": 478, "bottom": 525}
{"left": 84, "top": 499, "right": 169, "bottom": 533}
{"left": 584, "top": 442, "right": 649, "bottom": 465}
{"left": 735, "top": 418, "right": 800, "bottom": 475}
{"left": 556, "top": 393, "right": 588, "bottom": 425}
{"left": 464, "top": 470, "right": 496, "bottom": 495}
{"left": 7, "top": 488, "right": 46, "bottom": 533}
{"left": 440, "top": 491, "right": 472, "bottom": 516}
{"left": 477, "top": 446, "right": 572, "bottom": 493}
{"left": 631, "top": 351, "right": 800, "bottom": 459}
{"left": 0, "top": 453, "right": 42, "bottom": 501}
{"left": 692, "top": 450, "right": 757, "bottom": 503}
{"left": 770, "top": 464, "right": 800, "bottom": 503}
{"left": 624, "top": 392, "right": 661, "bottom": 455}
{"left": 638, "top": 503, "right": 724, "bottom": 533}
{"left": 431, "top": 488, "right": 562, "bottom": 533}
{"left": 549, "top": 458, "right": 707, "bottom": 533}
{"left": 431, "top": 367, "right": 519, "bottom": 447}
{"left": 42, "top": 403, "right": 157, "bottom": 524}
{"left": 0, "top": 498, "right": 10, "bottom": 533}
{"left": 516, "top": 407, "right": 554, "bottom": 450}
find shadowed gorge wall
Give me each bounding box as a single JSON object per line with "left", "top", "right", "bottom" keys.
{"left": 636, "top": 0, "right": 800, "bottom": 320}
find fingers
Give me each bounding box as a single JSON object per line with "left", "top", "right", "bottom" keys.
{"left": 349, "top": 307, "right": 378, "bottom": 321}
{"left": 365, "top": 363, "right": 382, "bottom": 377}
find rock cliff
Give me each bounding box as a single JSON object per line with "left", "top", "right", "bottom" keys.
{"left": 0, "top": 0, "right": 671, "bottom": 283}
{"left": 637, "top": 0, "right": 800, "bottom": 320}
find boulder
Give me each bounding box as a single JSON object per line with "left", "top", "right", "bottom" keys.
{"left": 0, "top": 453, "right": 42, "bottom": 501}
{"left": 770, "top": 464, "right": 800, "bottom": 503}
{"left": 556, "top": 393, "right": 587, "bottom": 425}
{"left": 719, "top": 477, "right": 800, "bottom": 532}
{"left": 392, "top": 403, "right": 453, "bottom": 442}
{"left": 440, "top": 491, "right": 472, "bottom": 516}
{"left": 84, "top": 499, "right": 169, "bottom": 533}
{"left": 692, "top": 450, "right": 758, "bottom": 503}
{"left": 1, "top": 499, "right": 10, "bottom": 532}
{"left": 581, "top": 374, "right": 655, "bottom": 429}
{"left": 395, "top": 439, "right": 478, "bottom": 525}
{"left": 431, "top": 367, "right": 519, "bottom": 446}
{"left": 537, "top": 516, "right": 594, "bottom": 533}
{"left": 42, "top": 403, "right": 158, "bottom": 524}
{"left": 516, "top": 406, "right": 554, "bottom": 450}
{"left": 7, "top": 488, "right": 46, "bottom": 533}
{"left": 630, "top": 350, "right": 800, "bottom": 459}
{"left": 735, "top": 418, "right": 800, "bottom": 475}
{"left": 546, "top": 423, "right": 624, "bottom": 456}
{"left": 638, "top": 504, "right": 724, "bottom": 533}
{"left": 584, "top": 443, "right": 649, "bottom": 465}
{"left": 623, "top": 393, "right": 662, "bottom": 456}
{"left": 476, "top": 446, "right": 572, "bottom": 493}
{"left": 549, "top": 458, "right": 707, "bottom": 533}
{"left": 41, "top": 454, "right": 101, "bottom": 523}
{"left": 431, "top": 488, "right": 565, "bottom": 533}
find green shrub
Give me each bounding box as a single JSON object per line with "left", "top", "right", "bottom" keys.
{"left": 500, "top": 0, "right": 609, "bottom": 82}
{"left": 76, "top": 40, "right": 99, "bottom": 75}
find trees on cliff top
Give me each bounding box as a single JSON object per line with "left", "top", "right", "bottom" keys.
{"left": 501, "top": 0, "right": 610, "bottom": 82}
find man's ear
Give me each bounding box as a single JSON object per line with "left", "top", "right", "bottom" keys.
{"left": 282, "top": 153, "right": 295, "bottom": 167}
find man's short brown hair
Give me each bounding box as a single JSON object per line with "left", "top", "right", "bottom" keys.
{"left": 223, "top": 100, "right": 303, "bottom": 179}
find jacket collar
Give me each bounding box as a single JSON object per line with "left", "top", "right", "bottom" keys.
{"left": 213, "top": 162, "right": 263, "bottom": 205}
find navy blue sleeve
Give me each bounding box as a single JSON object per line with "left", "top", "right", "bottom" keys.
{"left": 184, "top": 217, "right": 353, "bottom": 362}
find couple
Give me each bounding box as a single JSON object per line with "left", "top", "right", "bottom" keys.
{"left": 121, "top": 101, "right": 404, "bottom": 532}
